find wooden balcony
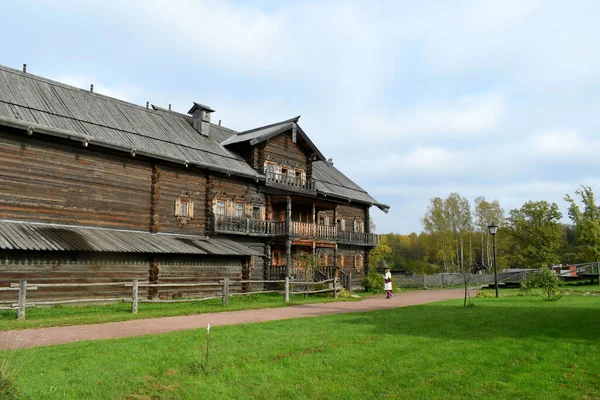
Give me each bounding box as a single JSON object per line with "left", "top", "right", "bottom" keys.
{"left": 290, "top": 222, "right": 379, "bottom": 246}
{"left": 213, "top": 215, "right": 286, "bottom": 236}
{"left": 265, "top": 171, "right": 316, "bottom": 192}
{"left": 213, "top": 216, "right": 379, "bottom": 246}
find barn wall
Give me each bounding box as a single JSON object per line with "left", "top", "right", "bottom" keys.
{"left": 154, "top": 256, "right": 243, "bottom": 298}
{"left": 0, "top": 252, "right": 148, "bottom": 302}
{"left": 0, "top": 130, "right": 152, "bottom": 230}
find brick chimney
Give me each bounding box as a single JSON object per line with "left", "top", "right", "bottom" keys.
{"left": 187, "top": 102, "right": 215, "bottom": 137}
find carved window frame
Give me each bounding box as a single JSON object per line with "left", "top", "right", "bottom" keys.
{"left": 174, "top": 192, "right": 194, "bottom": 225}
{"left": 337, "top": 254, "right": 344, "bottom": 267}
{"left": 234, "top": 202, "right": 245, "bottom": 218}
{"left": 354, "top": 253, "right": 364, "bottom": 272}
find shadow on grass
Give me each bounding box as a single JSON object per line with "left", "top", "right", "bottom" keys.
{"left": 339, "top": 297, "right": 600, "bottom": 342}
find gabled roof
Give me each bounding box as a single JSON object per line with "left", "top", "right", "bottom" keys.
{"left": 0, "top": 65, "right": 259, "bottom": 179}
{"left": 312, "top": 161, "right": 390, "bottom": 212}
{"left": 0, "top": 220, "right": 262, "bottom": 255}
{"left": 221, "top": 116, "right": 326, "bottom": 161}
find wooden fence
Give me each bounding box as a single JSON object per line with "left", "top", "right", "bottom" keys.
{"left": 1, "top": 277, "right": 341, "bottom": 320}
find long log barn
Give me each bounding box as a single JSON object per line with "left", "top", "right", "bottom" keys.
{"left": 0, "top": 63, "right": 389, "bottom": 301}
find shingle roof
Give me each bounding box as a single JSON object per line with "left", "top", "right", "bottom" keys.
{"left": 0, "top": 65, "right": 259, "bottom": 179}
{"left": 0, "top": 220, "right": 262, "bottom": 256}
{"left": 312, "top": 161, "right": 390, "bottom": 212}
{"left": 221, "top": 116, "right": 300, "bottom": 146}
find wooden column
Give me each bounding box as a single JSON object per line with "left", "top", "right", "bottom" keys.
{"left": 286, "top": 239, "right": 292, "bottom": 278}
{"left": 312, "top": 241, "right": 316, "bottom": 269}
{"left": 286, "top": 196, "right": 292, "bottom": 234}
{"left": 286, "top": 196, "right": 292, "bottom": 278}
{"left": 312, "top": 202, "right": 316, "bottom": 237}
{"left": 150, "top": 164, "right": 161, "bottom": 233}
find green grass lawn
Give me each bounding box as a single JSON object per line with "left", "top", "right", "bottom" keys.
{"left": 5, "top": 294, "right": 600, "bottom": 399}
{"left": 0, "top": 292, "right": 366, "bottom": 331}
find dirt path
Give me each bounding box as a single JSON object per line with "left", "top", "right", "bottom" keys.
{"left": 0, "top": 288, "right": 472, "bottom": 350}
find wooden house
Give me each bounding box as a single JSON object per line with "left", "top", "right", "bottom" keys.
{"left": 0, "top": 64, "right": 389, "bottom": 301}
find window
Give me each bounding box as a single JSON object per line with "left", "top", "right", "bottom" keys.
{"left": 252, "top": 206, "right": 261, "bottom": 220}
{"left": 272, "top": 250, "right": 282, "bottom": 266}
{"left": 216, "top": 200, "right": 226, "bottom": 216}
{"left": 235, "top": 203, "right": 244, "bottom": 218}
{"left": 281, "top": 167, "right": 288, "bottom": 176}
{"left": 175, "top": 192, "right": 194, "bottom": 225}
{"left": 319, "top": 214, "right": 329, "bottom": 226}
{"left": 355, "top": 254, "right": 364, "bottom": 272}
{"left": 354, "top": 219, "right": 364, "bottom": 233}
{"left": 336, "top": 218, "right": 345, "bottom": 231}
{"left": 265, "top": 162, "right": 276, "bottom": 175}
{"left": 337, "top": 254, "right": 344, "bottom": 267}
{"left": 295, "top": 169, "right": 304, "bottom": 184}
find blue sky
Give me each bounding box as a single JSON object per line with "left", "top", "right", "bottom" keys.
{"left": 2, "top": 0, "right": 600, "bottom": 233}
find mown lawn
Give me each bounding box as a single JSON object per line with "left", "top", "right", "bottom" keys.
{"left": 0, "top": 292, "right": 367, "bottom": 331}
{"left": 6, "top": 294, "right": 600, "bottom": 399}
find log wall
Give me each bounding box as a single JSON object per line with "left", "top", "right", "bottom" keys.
{"left": 156, "top": 165, "right": 207, "bottom": 235}
{"left": 0, "top": 129, "right": 152, "bottom": 230}
{"left": 0, "top": 252, "right": 148, "bottom": 301}
{"left": 263, "top": 131, "right": 310, "bottom": 174}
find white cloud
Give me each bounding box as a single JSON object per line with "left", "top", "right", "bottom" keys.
{"left": 358, "top": 93, "right": 505, "bottom": 142}
{"left": 532, "top": 130, "right": 588, "bottom": 156}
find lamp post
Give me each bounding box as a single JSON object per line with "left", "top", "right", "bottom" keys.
{"left": 488, "top": 222, "right": 499, "bottom": 298}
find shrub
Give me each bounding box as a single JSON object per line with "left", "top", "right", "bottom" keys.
{"left": 476, "top": 291, "right": 493, "bottom": 298}
{"left": 362, "top": 271, "right": 385, "bottom": 293}
{"left": 520, "top": 266, "right": 563, "bottom": 301}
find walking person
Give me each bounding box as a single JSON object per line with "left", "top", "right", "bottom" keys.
{"left": 384, "top": 268, "right": 393, "bottom": 298}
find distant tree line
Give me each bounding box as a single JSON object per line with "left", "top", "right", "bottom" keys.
{"left": 370, "top": 186, "right": 600, "bottom": 274}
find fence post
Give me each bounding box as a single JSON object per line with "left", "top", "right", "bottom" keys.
{"left": 17, "top": 280, "right": 27, "bottom": 320}
{"left": 597, "top": 262, "right": 600, "bottom": 286}
{"left": 284, "top": 277, "right": 290, "bottom": 303}
{"left": 333, "top": 277, "right": 338, "bottom": 298}
{"left": 222, "top": 278, "right": 229, "bottom": 306}
{"left": 132, "top": 278, "right": 139, "bottom": 314}
{"left": 348, "top": 272, "right": 352, "bottom": 292}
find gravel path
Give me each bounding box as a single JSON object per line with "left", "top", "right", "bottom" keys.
{"left": 0, "top": 288, "right": 472, "bottom": 350}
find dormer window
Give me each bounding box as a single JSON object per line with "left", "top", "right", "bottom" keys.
{"left": 175, "top": 192, "right": 194, "bottom": 225}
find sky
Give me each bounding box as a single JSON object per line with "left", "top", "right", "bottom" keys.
{"left": 2, "top": 0, "right": 600, "bottom": 234}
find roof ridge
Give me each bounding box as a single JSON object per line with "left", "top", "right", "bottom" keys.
{"left": 237, "top": 115, "right": 300, "bottom": 136}
{"left": 0, "top": 64, "right": 162, "bottom": 116}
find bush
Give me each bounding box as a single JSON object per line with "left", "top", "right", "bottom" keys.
{"left": 520, "top": 266, "right": 563, "bottom": 301}
{"left": 476, "top": 291, "right": 493, "bottom": 298}
{"left": 362, "top": 271, "right": 385, "bottom": 293}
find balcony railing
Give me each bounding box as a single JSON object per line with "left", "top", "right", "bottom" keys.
{"left": 265, "top": 171, "right": 316, "bottom": 191}
{"left": 213, "top": 215, "right": 286, "bottom": 236}
{"left": 213, "top": 216, "right": 378, "bottom": 245}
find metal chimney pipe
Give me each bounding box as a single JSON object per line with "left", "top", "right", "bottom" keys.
{"left": 22, "top": 64, "right": 27, "bottom": 73}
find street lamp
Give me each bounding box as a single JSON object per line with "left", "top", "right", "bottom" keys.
{"left": 487, "top": 222, "right": 499, "bottom": 298}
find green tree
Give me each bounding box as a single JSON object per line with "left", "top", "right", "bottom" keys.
{"left": 369, "top": 235, "right": 392, "bottom": 270}
{"left": 474, "top": 196, "right": 505, "bottom": 271}
{"left": 520, "top": 266, "right": 563, "bottom": 300}
{"left": 565, "top": 185, "right": 600, "bottom": 262}
{"left": 506, "top": 201, "right": 563, "bottom": 268}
